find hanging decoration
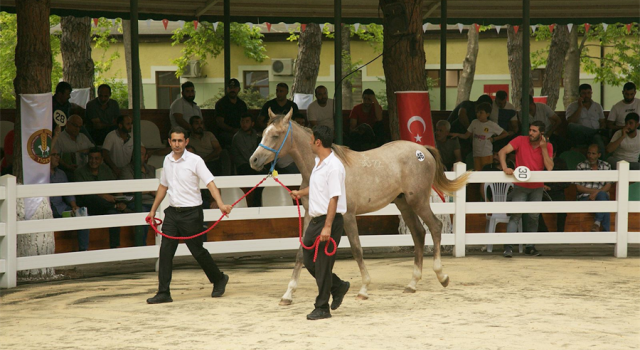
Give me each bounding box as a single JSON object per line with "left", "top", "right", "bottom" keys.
{"left": 495, "top": 25, "right": 501, "bottom": 34}
{"left": 301, "top": 24, "right": 307, "bottom": 32}
{"left": 93, "top": 18, "right": 99, "bottom": 27}
{"left": 584, "top": 23, "right": 591, "bottom": 33}
{"left": 422, "top": 23, "right": 428, "bottom": 33}
{"left": 549, "top": 24, "right": 555, "bottom": 33}
{"left": 457, "top": 23, "right": 464, "bottom": 33}
{"left": 531, "top": 24, "right": 537, "bottom": 33}
{"left": 146, "top": 19, "right": 152, "bottom": 27}
{"left": 246, "top": 22, "right": 254, "bottom": 30}
{"left": 513, "top": 25, "right": 519, "bottom": 34}
{"left": 194, "top": 20, "right": 199, "bottom": 30}
{"left": 474, "top": 23, "right": 480, "bottom": 33}
{"left": 627, "top": 23, "right": 633, "bottom": 33}
{"left": 265, "top": 22, "right": 271, "bottom": 31}
{"left": 354, "top": 23, "right": 360, "bottom": 31}
{"left": 177, "top": 20, "right": 185, "bottom": 28}
{"left": 602, "top": 23, "right": 608, "bottom": 32}
{"left": 162, "top": 19, "right": 169, "bottom": 30}
{"left": 213, "top": 22, "right": 219, "bottom": 32}
{"left": 567, "top": 23, "right": 573, "bottom": 33}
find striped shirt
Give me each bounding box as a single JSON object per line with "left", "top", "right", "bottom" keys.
{"left": 574, "top": 159, "right": 611, "bottom": 199}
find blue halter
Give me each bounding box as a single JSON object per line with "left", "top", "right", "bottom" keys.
{"left": 259, "top": 120, "right": 293, "bottom": 173}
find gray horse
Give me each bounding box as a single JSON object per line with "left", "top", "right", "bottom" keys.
{"left": 250, "top": 109, "right": 470, "bottom": 305}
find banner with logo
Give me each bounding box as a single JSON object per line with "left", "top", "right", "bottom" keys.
{"left": 395, "top": 91, "right": 435, "bottom": 147}
{"left": 20, "top": 93, "right": 52, "bottom": 220}
{"left": 70, "top": 88, "right": 91, "bottom": 108}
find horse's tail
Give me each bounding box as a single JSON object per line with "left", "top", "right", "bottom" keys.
{"left": 426, "top": 145, "right": 471, "bottom": 194}
{"left": 332, "top": 144, "right": 353, "bottom": 167}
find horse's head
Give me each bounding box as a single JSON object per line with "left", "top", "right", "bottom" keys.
{"left": 250, "top": 108, "right": 295, "bottom": 171}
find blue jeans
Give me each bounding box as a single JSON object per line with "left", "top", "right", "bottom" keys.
{"left": 505, "top": 186, "right": 543, "bottom": 250}
{"left": 578, "top": 191, "right": 610, "bottom": 231}
{"left": 52, "top": 206, "right": 90, "bottom": 251}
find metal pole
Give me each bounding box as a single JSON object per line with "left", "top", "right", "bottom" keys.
{"left": 521, "top": 0, "right": 530, "bottom": 135}
{"left": 224, "top": 0, "right": 231, "bottom": 87}
{"left": 440, "top": 0, "right": 447, "bottom": 110}
{"left": 131, "top": 0, "right": 142, "bottom": 222}
{"left": 334, "top": 0, "right": 343, "bottom": 144}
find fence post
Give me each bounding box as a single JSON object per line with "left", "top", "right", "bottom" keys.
{"left": 155, "top": 168, "right": 168, "bottom": 272}
{"left": 615, "top": 161, "right": 629, "bottom": 258}
{"left": 453, "top": 162, "right": 467, "bottom": 257}
{"left": 0, "top": 175, "right": 17, "bottom": 288}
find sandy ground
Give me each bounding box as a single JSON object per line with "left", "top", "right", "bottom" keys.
{"left": 1, "top": 247, "right": 639, "bottom": 350}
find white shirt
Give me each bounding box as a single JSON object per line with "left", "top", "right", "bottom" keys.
{"left": 610, "top": 130, "right": 640, "bottom": 162}
{"left": 608, "top": 98, "right": 640, "bottom": 127}
{"left": 102, "top": 130, "right": 134, "bottom": 168}
{"left": 529, "top": 102, "right": 556, "bottom": 131}
{"left": 308, "top": 151, "right": 347, "bottom": 217}
{"left": 566, "top": 101, "right": 605, "bottom": 129}
{"left": 160, "top": 150, "right": 215, "bottom": 207}
{"left": 169, "top": 97, "right": 202, "bottom": 128}
{"left": 55, "top": 130, "right": 94, "bottom": 167}
{"left": 489, "top": 100, "right": 515, "bottom": 123}
{"left": 307, "top": 99, "right": 335, "bottom": 131}
{"left": 467, "top": 119, "right": 504, "bottom": 157}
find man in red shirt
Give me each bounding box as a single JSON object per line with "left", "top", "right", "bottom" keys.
{"left": 347, "top": 89, "right": 383, "bottom": 151}
{"left": 498, "top": 121, "right": 554, "bottom": 258}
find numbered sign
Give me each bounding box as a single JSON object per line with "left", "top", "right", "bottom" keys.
{"left": 53, "top": 110, "right": 67, "bottom": 126}
{"left": 514, "top": 166, "right": 531, "bottom": 182}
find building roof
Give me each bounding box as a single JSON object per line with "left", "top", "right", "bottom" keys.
{"left": 1, "top": 0, "right": 638, "bottom": 25}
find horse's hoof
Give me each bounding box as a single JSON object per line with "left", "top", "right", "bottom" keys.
{"left": 279, "top": 299, "right": 292, "bottom": 306}
{"left": 356, "top": 294, "right": 369, "bottom": 300}
{"left": 403, "top": 287, "right": 417, "bottom": 293}
{"left": 440, "top": 275, "right": 450, "bottom": 288}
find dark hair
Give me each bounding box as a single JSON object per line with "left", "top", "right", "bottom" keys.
{"left": 293, "top": 113, "right": 307, "bottom": 126}
{"left": 475, "top": 102, "right": 492, "bottom": 114}
{"left": 625, "top": 112, "right": 640, "bottom": 123}
{"left": 240, "top": 112, "right": 254, "bottom": 122}
{"left": 495, "top": 90, "right": 508, "bottom": 101}
{"left": 476, "top": 94, "right": 493, "bottom": 105}
{"left": 276, "top": 82, "right": 289, "bottom": 91}
{"left": 315, "top": 85, "right": 327, "bottom": 95}
{"left": 312, "top": 125, "right": 333, "bottom": 148}
{"left": 189, "top": 115, "right": 202, "bottom": 126}
{"left": 88, "top": 146, "right": 102, "bottom": 156}
{"left": 623, "top": 82, "right": 637, "bottom": 91}
{"left": 97, "top": 84, "right": 111, "bottom": 94}
{"left": 168, "top": 126, "right": 189, "bottom": 139}
{"left": 116, "top": 115, "right": 129, "bottom": 125}
{"left": 181, "top": 81, "right": 195, "bottom": 91}
{"left": 529, "top": 94, "right": 535, "bottom": 103}
{"left": 362, "top": 89, "right": 375, "bottom": 97}
{"left": 579, "top": 83, "right": 592, "bottom": 92}
{"left": 55, "top": 82, "right": 72, "bottom": 95}
{"left": 530, "top": 120, "right": 546, "bottom": 133}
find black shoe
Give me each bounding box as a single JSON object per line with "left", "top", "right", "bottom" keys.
{"left": 211, "top": 274, "right": 229, "bottom": 298}
{"left": 146, "top": 293, "right": 173, "bottom": 304}
{"left": 331, "top": 281, "right": 350, "bottom": 310}
{"left": 503, "top": 248, "right": 513, "bottom": 258}
{"left": 525, "top": 247, "right": 541, "bottom": 256}
{"left": 307, "top": 308, "right": 332, "bottom": 320}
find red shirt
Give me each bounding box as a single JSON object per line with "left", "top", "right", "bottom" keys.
{"left": 509, "top": 135, "right": 553, "bottom": 188}
{"left": 349, "top": 104, "right": 378, "bottom": 127}
{"left": 2, "top": 130, "right": 14, "bottom": 169}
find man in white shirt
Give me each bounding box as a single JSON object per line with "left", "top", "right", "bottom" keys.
{"left": 55, "top": 114, "right": 95, "bottom": 180}
{"left": 605, "top": 113, "right": 640, "bottom": 170}
{"left": 290, "top": 125, "right": 350, "bottom": 320}
{"left": 565, "top": 83, "right": 606, "bottom": 153}
{"left": 146, "top": 126, "right": 232, "bottom": 304}
{"left": 489, "top": 90, "right": 515, "bottom": 124}
{"left": 307, "top": 85, "right": 334, "bottom": 131}
{"left": 102, "top": 115, "right": 134, "bottom": 178}
{"left": 607, "top": 82, "right": 640, "bottom": 132}
{"left": 169, "top": 81, "right": 202, "bottom": 130}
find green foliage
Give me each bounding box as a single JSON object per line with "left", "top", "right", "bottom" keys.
{"left": 200, "top": 88, "right": 273, "bottom": 110}
{"left": 91, "top": 18, "right": 128, "bottom": 108}
{"left": 171, "top": 22, "right": 267, "bottom": 76}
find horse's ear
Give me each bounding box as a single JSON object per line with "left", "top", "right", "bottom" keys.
{"left": 268, "top": 108, "right": 277, "bottom": 120}
{"left": 283, "top": 108, "right": 293, "bottom": 124}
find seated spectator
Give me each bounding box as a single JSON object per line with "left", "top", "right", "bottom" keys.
{"left": 215, "top": 78, "right": 247, "bottom": 148}
{"left": 605, "top": 112, "right": 640, "bottom": 170}
{"left": 348, "top": 89, "right": 384, "bottom": 151}
{"left": 189, "top": 115, "right": 230, "bottom": 176}
{"left": 257, "top": 83, "right": 299, "bottom": 133}
{"left": 307, "top": 85, "right": 334, "bottom": 131}
{"left": 50, "top": 149, "right": 91, "bottom": 251}
{"left": 434, "top": 120, "right": 461, "bottom": 171}
{"left": 275, "top": 155, "right": 299, "bottom": 174}
{"left": 102, "top": 115, "right": 134, "bottom": 178}
{"left": 565, "top": 84, "right": 606, "bottom": 153}
{"left": 448, "top": 94, "right": 494, "bottom": 155}
{"left": 74, "top": 147, "right": 125, "bottom": 249}
{"left": 293, "top": 113, "right": 308, "bottom": 127}
{"left": 539, "top": 145, "right": 569, "bottom": 232}
{"left": 1, "top": 129, "right": 14, "bottom": 175}
{"left": 85, "top": 84, "right": 119, "bottom": 145}
{"left": 607, "top": 82, "right": 639, "bottom": 132}
{"left": 119, "top": 146, "right": 155, "bottom": 246}
{"left": 450, "top": 102, "right": 509, "bottom": 171}
{"left": 56, "top": 114, "right": 95, "bottom": 181}
{"left": 522, "top": 95, "right": 567, "bottom": 154}
{"left": 170, "top": 81, "right": 201, "bottom": 130}
{"left": 489, "top": 90, "right": 516, "bottom": 124}
{"left": 231, "top": 113, "right": 262, "bottom": 175}
{"left": 575, "top": 144, "right": 611, "bottom": 232}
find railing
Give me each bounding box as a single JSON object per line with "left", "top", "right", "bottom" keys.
{"left": 0, "top": 162, "right": 638, "bottom": 288}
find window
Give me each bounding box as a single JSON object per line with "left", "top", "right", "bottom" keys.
{"left": 425, "top": 69, "right": 462, "bottom": 88}
{"left": 244, "top": 71, "right": 269, "bottom": 98}
{"left": 156, "top": 71, "right": 180, "bottom": 109}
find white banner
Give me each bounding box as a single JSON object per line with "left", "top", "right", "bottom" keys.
{"left": 293, "top": 93, "right": 314, "bottom": 110}
{"left": 70, "top": 88, "right": 91, "bottom": 108}
{"left": 20, "top": 93, "right": 52, "bottom": 220}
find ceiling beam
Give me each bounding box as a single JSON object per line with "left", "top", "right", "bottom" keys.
{"left": 422, "top": 1, "right": 440, "bottom": 19}
{"left": 195, "top": 0, "right": 220, "bottom": 17}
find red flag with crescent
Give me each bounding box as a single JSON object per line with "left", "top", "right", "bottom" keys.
{"left": 395, "top": 91, "right": 435, "bottom": 146}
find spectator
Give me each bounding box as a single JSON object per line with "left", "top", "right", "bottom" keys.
{"left": 605, "top": 112, "right": 640, "bottom": 170}
{"left": 85, "top": 84, "right": 119, "bottom": 145}
{"left": 293, "top": 113, "right": 308, "bottom": 127}
{"left": 50, "top": 149, "right": 91, "bottom": 251}
{"left": 257, "top": 83, "right": 299, "bottom": 133}
{"left": 1, "top": 129, "right": 14, "bottom": 175}
{"left": 498, "top": 121, "right": 554, "bottom": 257}
{"left": 565, "top": 84, "right": 606, "bottom": 153}
{"left": 74, "top": 147, "right": 125, "bottom": 249}
{"left": 102, "top": 115, "right": 134, "bottom": 178}
{"left": 170, "top": 81, "right": 201, "bottom": 130}
{"left": 189, "top": 115, "right": 230, "bottom": 176}
{"left": 607, "top": 82, "right": 640, "bottom": 132}
{"left": 523, "top": 95, "right": 567, "bottom": 154}
{"left": 489, "top": 90, "right": 516, "bottom": 125}
{"left": 56, "top": 114, "right": 95, "bottom": 180}
{"left": 215, "top": 78, "right": 248, "bottom": 148}
{"left": 539, "top": 145, "right": 569, "bottom": 232}
{"left": 447, "top": 94, "right": 494, "bottom": 155}
{"left": 52, "top": 82, "right": 72, "bottom": 127}
{"left": 120, "top": 146, "right": 156, "bottom": 246}
{"left": 575, "top": 144, "right": 612, "bottom": 232}
{"left": 347, "top": 89, "right": 384, "bottom": 151}
{"left": 450, "top": 102, "right": 509, "bottom": 171}
{"left": 231, "top": 113, "right": 261, "bottom": 175}
{"left": 307, "top": 85, "right": 334, "bottom": 131}
{"left": 434, "top": 120, "right": 461, "bottom": 171}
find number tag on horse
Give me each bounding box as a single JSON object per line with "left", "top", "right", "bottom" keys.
{"left": 53, "top": 110, "right": 67, "bottom": 126}
{"left": 415, "top": 150, "right": 425, "bottom": 162}
{"left": 514, "top": 166, "right": 531, "bottom": 182}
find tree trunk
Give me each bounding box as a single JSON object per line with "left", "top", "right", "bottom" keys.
{"left": 13, "top": 0, "right": 55, "bottom": 279}
{"left": 456, "top": 26, "right": 479, "bottom": 105}
{"left": 291, "top": 23, "right": 322, "bottom": 96}
{"left": 541, "top": 25, "right": 570, "bottom": 110}
{"left": 341, "top": 27, "right": 353, "bottom": 110}
{"left": 60, "top": 16, "right": 95, "bottom": 97}
{"left": 380, "top": 0, "right": 427, "bottom": 140}
{"left": 122, "top": 20, "right": 145, "bottom": 109}
{"left": 563, "top": 29, "right": 581, "bottom": 107}
{"left": 506, "top": 25, "right": 534, "bottom": 110}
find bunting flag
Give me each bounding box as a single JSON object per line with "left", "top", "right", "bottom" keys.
{"left": 93, "top": 18, "right": 99, "bottom": 27}
{"left": 495, "top": 25, "right": 501, "bottom": 34}
{"left": 353, "top": 23, "right": 360, "bottom": 31}
{"left": 246, "top": 22, "right": 254, "bottom": 30}
{"left": 194, "top": 20, "right": 199, "bottom": 30}
{"left": 513, "top": 25, "right": 519, "bottom": 34}
{"left": 457, "top": 23, "right": 464, "bottom": 33}
{"left": 111, "top": 18, "right": 116, "bottom": 27}
{"left": 584, "top": 23, "right": 590, "bottom": 33}
{"left": 474, "top": 23, "right": 480, "bottom": 33}
{"left": 265, "top": 22, "right": 271, "bottom": 31}
{"left": 283, "top": 22, "right": 289, "bottom": 31}
{"left": 602, "top": 23, "right": 608, "bottom": 32}
{"left": 319, "top": 23, "right": 325, "bottom": 32}
{"left": 162, "top": 19, "right": 169, "bottom": 30}
{"left": 549, "top": 24, "right": 555, "bottom": 33}
{"left": 438, "top": 24, "right": 441, "bottom": 29}
{"left": 567, "top": 23, "right": 573, "bottom": 33}
{"left": 177, "top": 20, "right": 185, "bottom": 28}
{"left": 627, "top": 23, "right": 633, "bottom": 33}
{"left": 301, "top": 24, "right": 307, "bottom": 32}
{"left": 531, "top": 25, "right": 537, "bottom": 33}
{"left": 213, "top": 22, "right": 219, "bottom": 32}
{"left": 422, "top": 23, "right": 428, "bottom": 32}
{"left": 146, "top": 19, "right": 152, "bottom": 27}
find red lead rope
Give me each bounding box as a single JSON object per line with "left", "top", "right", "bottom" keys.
{"left": 145, "top": 175, "right": 336, "bottom": 262}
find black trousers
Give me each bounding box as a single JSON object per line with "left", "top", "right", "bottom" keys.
{"left": 77, "top": 194, "right": 121, "bottom": 248}
{"left": 303, "top": 214, "right": 345, "bottom": 310}
{"left": 157, "top": 206, "right": 224, "bottom": 295}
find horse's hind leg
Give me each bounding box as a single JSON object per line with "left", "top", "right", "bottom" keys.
{"left": 412, "top": 199, "right": 449, "bottom": 288}
{"left": 279, "top": 246, "right": 304, "bottom": 306}
{"left": 344, "top": 213, "right": 371, "bottom": 300}
{"left": 394, "top": 196, "right": 427, "bottom": 293}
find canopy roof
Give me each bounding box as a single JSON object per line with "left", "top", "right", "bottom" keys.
{"left": 1, "top": 0, "right": 638, "bottom": 25}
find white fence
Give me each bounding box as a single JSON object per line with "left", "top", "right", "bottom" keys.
{"left": 0, "top": 162, "right": 638, "bottom": 288}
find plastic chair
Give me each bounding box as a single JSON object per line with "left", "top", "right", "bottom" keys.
{"left": 484, "top": 182, "right": 523, "bottom": 253}
{"left": 261, "top": 186, "right": 293, "bottom": 207}
{"left": 559, "top": 150, "right": 586, "bottom": 171}
{"left": 629, "top": 182, "right": 640, "bottom": 201}
{"left": 140, "top": 120, "right": 165, "bottom": 149}
{"left": 220, "top": 188, "right": 247, "bottom": 208}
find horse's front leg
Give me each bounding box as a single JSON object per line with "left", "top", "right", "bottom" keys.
{"left": 279, "top": 246, "right": 304, "bottom": 306}
{"left": 344, "top": 213, "right": 371, "bottom": 300}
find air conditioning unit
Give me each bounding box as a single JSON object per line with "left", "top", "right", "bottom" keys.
{"left": 271, "top": 58, "right": 294, "bottom": 76}
{"left": 182, "top": 60, "right": 202, "bottom": 78}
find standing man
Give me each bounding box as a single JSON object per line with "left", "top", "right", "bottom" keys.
{"left": 307, "top": 85, "right": 334, "bottom": 131}
{"left": 52, "top": 82, "right": 72, "bottom": 127}
{"left": 257, "top": 83, "right": 299, "bottom": 132}
{"left": 289, "top": 125, "right": 350, "bottom": 320}
{"left": 607, "top": 82, "right": 640, "bottom": 132}
{"left": 146, "top": 126, "right": 232, "bottom": 304}
{"left": 170, "top": 81, "right": 201, "bottom": 130}
{"left": 575, "top": 144, "right": 612, "bottom": 232}
{"left": 498, "top": 121, "right": 553, "bottom": 258}
{"left": 215, "top": 78, "right": 248, "bottom": 148}
{"left": 85, "top": 84, "right": 120, "bottom": 145}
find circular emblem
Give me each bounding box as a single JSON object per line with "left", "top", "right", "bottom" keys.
{"left": 514, "top": 166, "right": 531, "bottom": 182}
{"left": 416, "top": 150, "right": 425, "bottom": 162}
{"left": 53, "top": 109, "right": 67, "bottom": 126}
{"left": 27, "top": 129, "right": 53, "bottom": 164}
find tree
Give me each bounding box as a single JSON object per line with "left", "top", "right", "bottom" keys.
{"left": 507, "top": 25, "right": 534, "bottom": 111}
{"left": 456, "top": 26, "right": 480, "bottom": 105}
{"left": 60, "top": 16, "right": 95, "bottom": 97}
{"left": 563, "top": 28, "right": 581, "bottom": 107}
{"left": 341, "top": 27, "right": 354, "bottom": 110}
{"left": 291, "top": 24, "right": 322, "bottom": 96}
{"left": 92, "top": 18, "right": 128, "bottom": 108}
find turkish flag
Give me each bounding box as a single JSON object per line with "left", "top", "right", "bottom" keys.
{"left": 395, "top": 91, "right": 435, "bottom": 147}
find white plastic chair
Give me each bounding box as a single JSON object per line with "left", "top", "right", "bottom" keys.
{"left": 484, "top": 183, "right": 523, "bottom": 253}
{"left": 140, "top": 120, "right": 165, "bottom": 149}
{"left": 261, "top": 186, "right": 293, "bottom": 207}
{"left": 220, "top": 188, "right": 247, "bottom": 208}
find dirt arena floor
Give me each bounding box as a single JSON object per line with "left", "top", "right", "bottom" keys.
{"left": 1, "top": 245, "right": 639, "bottom": 350}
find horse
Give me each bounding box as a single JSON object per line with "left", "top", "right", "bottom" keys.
{"left": 249, "top": 109, "right": 470, "bottom": 305}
